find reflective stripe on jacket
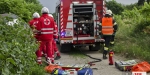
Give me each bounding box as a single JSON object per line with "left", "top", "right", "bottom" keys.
{"left": 53, "top": 22, "right": 58, "bottom": 39}
{"left": 102, "top": 17, "right": 114, "bottom": 35}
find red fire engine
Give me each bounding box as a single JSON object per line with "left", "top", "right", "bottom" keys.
{"left": 55, "top": 0, "right": 106, "bottom": 52}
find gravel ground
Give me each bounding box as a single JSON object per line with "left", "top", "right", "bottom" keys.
{"left": 54, "top": 46, "right": 150, "bottom": 75}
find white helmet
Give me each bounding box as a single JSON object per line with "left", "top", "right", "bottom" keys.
{"left": 41, "top": 7, "right": 49, "bottom": 14}
{"left": 33, "top": 12, "right": 40, "bottom": 18}
{"left": 48, "top": 14, "right": 53, "bottom": 18}
{"left": 106, "top": 10, "right": 112, "bottom": 15}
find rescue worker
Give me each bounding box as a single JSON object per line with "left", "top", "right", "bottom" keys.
{"left": 28, "top": 12, "right": 47, "bottom": 62}
{"left": 99, "top": 10, "right": 118, "bottom": 59}
{"left": 36, "top": 7, "right": 57, "bottom": 64}
{"left": 48, "top": 14, "right": 61, "bottom": 60}
{"left": 108, "top": 10, "right": 117, "bottom": 45}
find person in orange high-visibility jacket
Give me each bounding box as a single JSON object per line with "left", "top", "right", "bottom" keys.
{"left": 99, "top": 10, "right": 118, "bottom": 59}
{"left": 36, "top": 7, "right": 57, "bottom": 64}
{"left": 108, "top": 10, "right": 117, "bottom": 46}
{"left": 48, "top": 14, "right": 61, "bottom": 60}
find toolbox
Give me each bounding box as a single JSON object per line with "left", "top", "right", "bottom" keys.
{"left": 115, "top": 60, "right": 137, "bottom": 71}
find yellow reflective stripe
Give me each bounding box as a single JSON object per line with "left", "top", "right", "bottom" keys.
{"left": 114, "top": 22, "right": 117, "bottom": 25}
{"left": 54, "top": 69, "right": 58, "bottom": 74}
{"left": 110, "top": 42, "right": 114, "bottom": 44}
{"left": 41, "top": 32, "right": 53, "bottom": 34}
{"left": 104, "top": 47, "right": 109, "bottom": 50}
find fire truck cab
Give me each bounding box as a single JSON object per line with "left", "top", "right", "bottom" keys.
{"left": 55, "top": 0, "right": 105, "bottom": 52}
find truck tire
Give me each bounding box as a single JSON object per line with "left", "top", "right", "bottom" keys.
{"left": 89, "top": 42, "right": 100, "bottom": 51}
{"left": 60, "top": 44, "right": 72, "bottom": 53}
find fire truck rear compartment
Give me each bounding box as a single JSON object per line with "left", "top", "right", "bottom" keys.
{"left": 73, "top": 4, "right": 94, "bottom": 38}
{"left": 72, "top": 4, "right": 101, "bottom": 51}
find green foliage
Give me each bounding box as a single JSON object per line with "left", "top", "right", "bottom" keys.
{"left": 114, "top": 2, "right": 150, "bottom": 62}
{"left": 0, "top": 17, "right": 45, "bottom": 74}
{"left": 0, "top": 0, "right": 42, "bottom": 22}
{"left": 137, "top": 0, "right": 150, "bottom": 6}
{"left": 105, "top": 0, "right": 124, "bottom": 15}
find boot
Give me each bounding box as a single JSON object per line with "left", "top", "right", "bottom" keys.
{"left": 103, "top": 50, "right": 108, "bottom": 59}
{"left": 37, "top": 57, "right": 42, "bottom": 65}
{"left": 103, "top": 54, "right": 107, "bottom": 59}
{"left": 54, "top": 55, "right": 61, "bottom": 60}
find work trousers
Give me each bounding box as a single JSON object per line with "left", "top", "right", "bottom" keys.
{"left": 103, "top": 35, "right": 112, "bottom": 55}
{"left": 52, "top": 39, "right": 60, "bottom": 56}
{"left": 36, "top": 39, "right": 54, "bottom": 64}
{"left": 110, "top": 32, "right": 116, "bottom": 44}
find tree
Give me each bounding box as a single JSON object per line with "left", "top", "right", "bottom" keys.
{"left": 105, "top": 0, "right": 124, "bottom": 15}
{"left": 0, "top": 0, "right": 42, "bottom": 22}
{"left": 138, "top": 0, "right": 150, "bottom": 6}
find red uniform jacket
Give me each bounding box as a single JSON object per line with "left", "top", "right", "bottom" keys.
{"left": 53, "top": 22, "right": 58, "bottom": 39}
{"left": 29, "top": 18, "right": 40, "bottom": 40}
{"left": 37, "top": 14, "right": 56, "bottom": 41}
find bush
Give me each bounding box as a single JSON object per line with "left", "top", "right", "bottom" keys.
{"left": 0, "top": 17, "right": 45, "bottom": 74}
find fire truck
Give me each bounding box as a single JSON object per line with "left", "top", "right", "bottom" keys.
{"left": 55, "top": 0, "right": 106, "bottom": 52}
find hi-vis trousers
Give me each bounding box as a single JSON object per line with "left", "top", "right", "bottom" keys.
{"left": 36, "top": 39, "right": 54, "bottom": 64}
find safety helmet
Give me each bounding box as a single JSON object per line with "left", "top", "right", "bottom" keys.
{"left": 33, "top": 12, "right": 40, "bottom": 18}
{"left": 48, "top": 14, "right": 53, "bottom": 18}
{"left": 108, "top": 10, "right": 112, "bottom": 15}
{"left": 106, "top": 10, "right": 112, "bottom": 15}
{"left": 41, "top": 7, "right": 49, "bottom": 14}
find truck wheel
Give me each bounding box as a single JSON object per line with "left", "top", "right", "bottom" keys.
{"left": 60, "top": 44, "right": 72, "bottom": 53}
{"left": 89, "top": 42, "right": 100, "bottom": 51}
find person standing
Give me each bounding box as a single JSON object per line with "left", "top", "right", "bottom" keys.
{"left": 48, "top": 14, "right": 61, "bottom": 60}
{"left": 36, "top": 7, "right": 57, "bottom": 64}
{"left": 99, "top": 10, "right": 118, "bottom": 59}
{"left": 107, "top": 10, "right": 118, "bottom": 45}
{"left": 29, "top": 12, "right": 47, "bottom": 64}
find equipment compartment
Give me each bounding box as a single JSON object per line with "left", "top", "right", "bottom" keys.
{"left": 73, "top": 4, "right": 94, "bottom": 37}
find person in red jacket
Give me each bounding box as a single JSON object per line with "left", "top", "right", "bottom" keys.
{"left": 48, "top": 14, "right": 61, "bottom": 60}
{"left": 36, "top": 7, "right": 57, "bottom": 64}
{"left": 29, "top": 12, "right": 47, "bottom": 64}
{"left": 29, "top": 12, "right": 40, "bottom": 39}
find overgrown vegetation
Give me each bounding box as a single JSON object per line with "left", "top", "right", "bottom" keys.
{"left": 113, "top": 2, "right": 150, "bottom": 62}
{"left": 0, "top": 0, "right": 46, "bottom": 75}
{"left": 0, "top": 0, "right": 42, "bottom": 22}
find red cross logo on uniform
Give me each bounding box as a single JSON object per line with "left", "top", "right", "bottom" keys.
{"left": 33, "top": 21, "right": 38, "bottom": 27}
{"left": 44, "top": 18, "right": 50, "bottom": 25}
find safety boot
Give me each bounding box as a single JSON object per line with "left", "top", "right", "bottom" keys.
{"left": 54, "top": 55, "right": 61, "bottom": 60}
{"left": 103, "top": 54, "right": 107, "bottom": 59}
{"left": 37, "top": 57, "right": 42, "bottom": 65}
{"left": 103, "top": 50, "right": 108, "bottom": 59}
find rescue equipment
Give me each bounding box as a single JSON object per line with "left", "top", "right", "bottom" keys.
{"left": 132, "top": 61, "right": 150, "bottom": 72}
{"left": 115, "top": 60, "right": 137, "bottom": 71}
{"left": 44, "top": 64, "right": 62, "bottom": 73}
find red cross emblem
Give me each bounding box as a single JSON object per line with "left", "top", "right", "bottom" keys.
{"left": 44, "top": 18, "right": 50, "bottom": 25}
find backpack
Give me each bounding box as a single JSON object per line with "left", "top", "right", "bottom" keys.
{"left": 77, "top": 68, "right": 93, "bottom": 75}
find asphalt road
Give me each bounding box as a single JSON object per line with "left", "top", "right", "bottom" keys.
{"left": 54, "top": 45, "right": 150, "bottom": 75}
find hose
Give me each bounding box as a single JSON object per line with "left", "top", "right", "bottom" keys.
{"left": 77, "top": 47, "right": 102, "bottom": 66}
